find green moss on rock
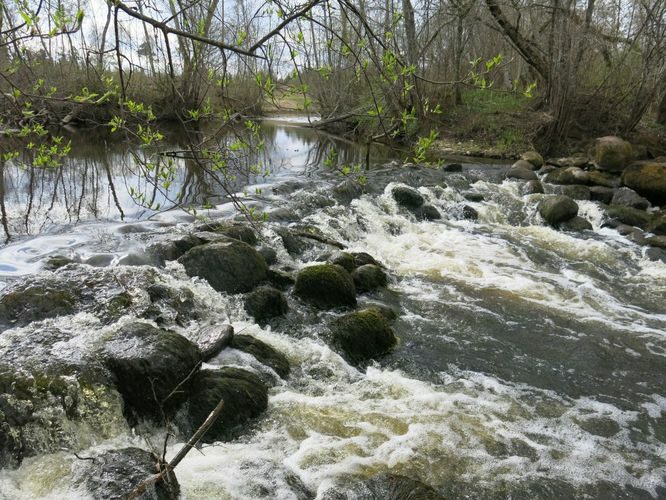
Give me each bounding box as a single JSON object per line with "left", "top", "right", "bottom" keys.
{"left": 293, "top": 264, "right": 356, "bottom": 309}
{"left": 330, "top": 307, "right": 397, "bottom": 365}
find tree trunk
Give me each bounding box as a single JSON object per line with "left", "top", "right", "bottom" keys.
{"left": 657, "top": 91, "right": 666, "bottom": 126}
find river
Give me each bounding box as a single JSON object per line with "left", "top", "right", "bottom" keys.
{"left": 0, "top": 117, "right": 664, "bottom": 499}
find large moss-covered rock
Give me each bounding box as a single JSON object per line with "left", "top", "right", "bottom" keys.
{"left": 0, "top": 326, "right": 127, "bottom": 468}
{"left": 594, "top": 136, "right": 633, "bottom": 172}
{"left": 183, "top": 368, "right": 268, "bottom": 442}
{"left": 195, "top": 221, "right": 257, "bottom": 245}
{"left": 538, "top": 195, "right": 578, "bottom": 226}
{"left": 103, "top": 322, "right": 201, "bottom": 421}
{"left": 231, "top": 334, "right": 290, "bottom": 378}
{"left": 244, "top": 286, "right": 289, "bottom": 322}
{"left": 80, "top": 447, "right": 178, "bottom": 500}
{"left": 0, "top": 282, "right": 78, "bottom": 330}
{"left": 330, "top": 308, "right": 397, "bottom": 365}
{"left": 621, "top": 162, "right": 666, "bottom": 206}
{"left": 352, "top": 264, "right": 389, "bottom": 293}
{"left": 329, "top": 251, "right": 356, "bottom": 272}
{"left": 588, "top": 170, "right": 621, "bottom": 188}
{"left": 293, "top": 264, "right": 356, "bottom": 309}
{"left": 178, "top": 240, "right": 267, "bottom": 294}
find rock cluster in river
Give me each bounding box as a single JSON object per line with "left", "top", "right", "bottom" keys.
{"left": 505, "top": 138, "right": 666, "bottom": 257}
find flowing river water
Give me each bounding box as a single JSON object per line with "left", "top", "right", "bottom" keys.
{"left": 0, "top": 117, "right": 664, "bottom": 499}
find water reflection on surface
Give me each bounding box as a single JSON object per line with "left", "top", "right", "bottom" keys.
{"left": 0, "top": 117, "right": 395, "bottom": 243}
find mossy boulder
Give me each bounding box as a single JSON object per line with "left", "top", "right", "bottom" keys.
{"left": 178, "top": 240, "right": 267, "bottom": 294}
{"left": 647, "top": 214, "right": 666, "bottom": 235}
{"left": 244, "top": 286, "right": 289, "bottom": 322}
{"left": 330, "top": 308, "right": 397, "bottom": 365}
{"left": 588, "top": 170, "right": 621, "bottom": 188}
{"left": 352, "top": 264, "right": 388, "bottom": 293}
{"left": 391, "top": 185, "right": 424, "bottom": 208}
{"left": 231, "top": 335, "right": 290, "bottom": 378}
{"left": 605, "top": 205, "right": 652, "bottom": 229}
{"left": 594, "top": 136, "right": 633, "bottom": 172}
{"left": 80, "top": 447, "right": 179, "bottom": 500}
{"left": 560, "top": 216, "right": 593, "bottom": 232}
{"left": 145, "top": 234, "right": 204, "bottom": 265}
{"left": 329, "top": 251, "right": 356, "bottom": 272}
{"left": 621, "top": 162, "right": 666, "bottom": 206}
{"left": 103, "top": 322, "right": 201, "bottom": 421}
{"left": 183, "top": 368, "right": 268, "bottom": 443}
{"left": 293, "top": 264, "right": 356, "bottom": 309}
{"left": 520, "top": 151, "right": 544, "bottom": 169}
{"left": 351, "top": 252, "right": 382, "bottom": 268}
{"left": 0, "top": 282, "right": 78, "bottom": 330}
{"left": 558, "top": 185, "right": 591, "bottom": 201}
{"left": 589, "top": 186, "right": 615, "bottom": 204}
{"left": 543, "top": 167, "right": 590, "bottom": 185}
{"left": 538, "top": 195, "right": 578, "bottom": 226}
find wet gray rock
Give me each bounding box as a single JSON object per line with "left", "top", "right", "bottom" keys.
{"left": 293, "top": 264, "right": 356, "bottom": 309}
{"left": 461, "top": 205, "right": 479, "bottom": 220}
{"left": 505, "top": 164, "right": 537, "bottom": 181}
{"left": 391, "top": 185, "right": 424, "bottom": 209}
{"left": 611, "top": 187, "right": 650, "bottom": 210}
{"left": 182, "top": 368, "right": 268, "bottom": 443}
{"left": 319, "top": 473, "right": 444, "bottom": 500}
{"left": 538, "top": 195, "right": 579, "bottom": 225}
{"left": 589, "top": 186, "right": 615, "bottom": 204}
{"left": 258, "top": 246, "right": 278, "bottom": 266}
{"left": 332, "top": 179, "right": 367, "bottom": 204}
{"left": 0, "top": 281, "right": 78, "bottom": 330}
{"left": 267, "top": 269, "right": 296, "bottom": 289}
{"left": 588, "top": 170, "right": 621, "bottom": 188}
{"left": 103, "top": 322, "right": 201, "bottom": 421}
{"left": 645, "top": 247, "right": 666, "bottom": 263}
{"left": 231, "top": 334, "right": 290, "bottom": 378}
{"left": 267, "top": 207, "right": 299, "bottom": 222}
{"left": 192, "top": 324, "right": 234, "bottom": 361}
{"left": 443, "top": 163, "right": 463, "bottom": 172}
{"left": 420, "top": 204, "right": 442, "bottom": 220}
{"left": 43, "top": 255, "right": 77, "bottom": 270}
{"left": 178, "top": 240, "right": 267, "bottom": 294}
{"left": 330, "top": 307, "right": 397, "bottom": 366}
{"left": 244, "top": 286, "right": 289, "bottom": 322}
{"left": 352, "top": 264, "right": 388, "bottom": 293}
{"left": 194, "top": 221, "right": 257, "bottom": 245}
{"left": 463, "top": 192, "right": 485, "bottom": 202}
{"left": 146, "top": 234, "right": 205, "bottom": 265}
{"left": 558, "top": 185, "right": 591, "bottom": 201}
{"left": 560, "top": 216, "right": 593, "bottom": 231}
{"left": 647, "top": 214, "right": 666, "bottom": 235}
{"left": 522, "top": 180, "right": 544, "bottom": 195}
{"left": 351, "top": 252, "right": 382, "bottom": 268}
{"left": 80, "top": 447, "right": 178, "bottom": 500}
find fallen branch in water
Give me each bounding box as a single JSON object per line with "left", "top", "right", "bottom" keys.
{"left": 127, "top": 399, "right": 225, "bottom": 500}
{"left": 293, "top": 231, "right": 345, "bottom": 249}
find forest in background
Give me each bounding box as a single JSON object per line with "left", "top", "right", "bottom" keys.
{"left": 0, "top": 0, "right": 664, "bottom": 160}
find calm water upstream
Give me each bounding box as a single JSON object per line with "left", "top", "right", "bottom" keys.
{"left": 0, "top": 117, "right": 664, "bottom": 499}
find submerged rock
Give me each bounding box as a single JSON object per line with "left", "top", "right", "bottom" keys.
{"left": 352, "top": 264, "right": 389, "bottom": 293}
{"left": 231, "top": 334, "right": 290, "bottom": 378}
{"left": 103, "top": 322, "right": 201, "bottom": 421}
{"left": 621, "top": 162, "right": 666, "bottom": 206}
{"left": 320, "top": 473, "right": 444, "bottom": 500}
{"left": 417, "top": 204, "right": 442, "bottom": 221}
{"left": 594, "top": 136, "right": 633, "bottom": 172}
{"left": 522, "top": 180, "right": 544, "bottom": 195}
{"left": 178, "top": 240, "right": 267, "bottom": 294}
{"left": 293, "top": 264, "right": 356, "bottom": 309}
{"left": 244, "top": 286, "right": 289, "bottom": 322}
{"left": 183, "top": 368, "right": 268, "bottom": 443}
{"left": 0, "top": 282, "right": 78, "bottom": 330}
{"left": 538, "top": 195, "right": 578, "bottom": 226}
{"left": 80, "top": 447, "right": 178, "bottom": 500}
{"left": 443, "top": 163, "right": 463, "bottom": 172}
{"left": 330, "top": 308, "right": 397, "bottom": 365}
{"left": 195, "top": 221, "right": 257, "bottom": 245}
{"left": 560, "top": 216, "right": 593, "bottom": 231}
{"left": 605, "top": 205, "right": 652, "bottom": 229}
